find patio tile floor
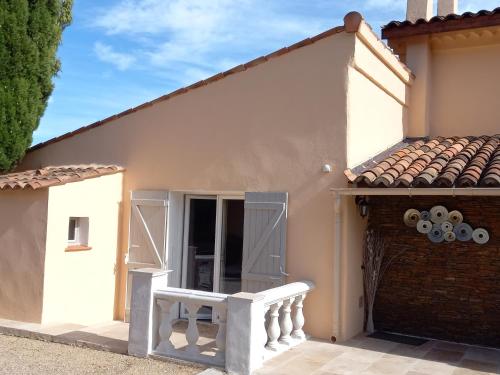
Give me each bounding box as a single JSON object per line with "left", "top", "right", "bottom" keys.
{"left": 255, "top": 335, "right": 500, "bottom": 375}
{"left": 0, "top": 318, "right": 129, "bottom": 354}
{"left": 1, "top": 317, "right": 498, "bottom": 375}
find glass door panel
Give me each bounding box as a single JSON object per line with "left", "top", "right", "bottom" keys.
{"left": 218, "top": 199, "right": 244, "bottom": 294}
{"left": 182, "top": 196, "right": 216, "bottom": 319}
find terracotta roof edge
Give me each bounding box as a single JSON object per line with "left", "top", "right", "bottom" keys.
{"left": 382, "top": 7, "right": 500, "bottom": 39}
{"left": 0, "top": 164, "right": 125, "bottom": 191}
{"left": 344, "top": 135, "right": 499, "bottom": 189}
{"left": 346, "top": 138, "right": 423, "bottom": 177}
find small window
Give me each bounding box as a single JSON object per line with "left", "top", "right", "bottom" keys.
{"left": 67, "top": 217, "right": 89, "bottom": 246}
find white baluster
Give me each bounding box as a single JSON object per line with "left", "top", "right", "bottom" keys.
{"left": 265, "top": 302, "right": 283, "bottom": 351}
{"left": 156, "top": 299, "right": 175, "bottom": 353}
{"left": 291, "top": 294, "right": 306, "bottom": 340}
{"left": 185, "top": 303, "right": 200, "bottom": 355}
{"left": 279, "top": 297, "right": 294, "bottom": 345}
{"left": 214, "top": 305, "right": 227, "bottom": 362}
{"left": 262, "top": 306, "right": 270, "bottom": 349}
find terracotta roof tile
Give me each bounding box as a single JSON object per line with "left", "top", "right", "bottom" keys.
{"left": 382, "top": 7, "right": 500, "bottom": 39}
{"left": 0, "top": 165, "right": 123, "bottom": 190}
{"left": 345, "top": 135, "right": 500, "bottom": 188}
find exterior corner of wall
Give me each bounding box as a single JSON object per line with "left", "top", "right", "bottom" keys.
{"left": 345, "top": 37, "right": 407, "bottom": 168}
{"left": 113, "top": 172, "right": 126, "bottom": 321}
{"left": 38, "top": 189, "right": 51, "bottom": 323}
{"left": 344, "top": 65, "right": 354, "bottom": 169}
{"left": 405, "top": 38, "right": 432, "bottom": 138}
{"left": 403, "top": 91, "right": 411, "bottom": 138}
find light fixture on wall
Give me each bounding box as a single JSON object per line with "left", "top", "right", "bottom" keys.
{"left": 355, "top": 196, "right": 369, "bottom": 218}
{"left": 322, "top": 164, "right": 333, "bottom": 173}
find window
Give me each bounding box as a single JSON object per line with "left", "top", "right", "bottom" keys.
{"left": 66, "top": 217, "right": 90, "bottom": 251}
{"left": 68, "top": 218, "right": 78, "bottom": 242}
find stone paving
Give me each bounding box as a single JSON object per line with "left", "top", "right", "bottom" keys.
{"left": 255, "top": 335, "right": 500, "bottom": 375}
{"left": 0, "top": 318, "right": 130, "bottom": 354}
{"left": 2, "top": 318, "right": 499, "bottom": 375}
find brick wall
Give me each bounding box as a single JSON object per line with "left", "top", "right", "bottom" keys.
{"left": 368, "top": 196, "right": 500, "bottom": 348}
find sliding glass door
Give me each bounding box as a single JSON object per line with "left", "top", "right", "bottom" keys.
{"left": 181, "top": 195, "right": 244, "bottom": 319}
{"left": 216, "top": 199, "right": 244, "bottom": 295}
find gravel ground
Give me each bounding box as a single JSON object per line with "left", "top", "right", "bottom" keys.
{"left": 0, "top": 334, "right": 205, "bottom": 375}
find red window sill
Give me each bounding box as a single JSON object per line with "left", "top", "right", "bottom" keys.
{"left": 65, "top": 245, "right": 92, "bottom": 252}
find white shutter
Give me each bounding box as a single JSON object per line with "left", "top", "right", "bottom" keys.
{"left": 127, "top": 190, "right": 169, "bottom": 269}
{"left": 241, "top": 192, "right": 288, "bottom": 292}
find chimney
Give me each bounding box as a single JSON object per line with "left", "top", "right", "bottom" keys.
{"left": 406, "top": 0, "right": 434, "bottom": 22}
{"left": 437, "top": 0, "right": 458, "bottom": 16}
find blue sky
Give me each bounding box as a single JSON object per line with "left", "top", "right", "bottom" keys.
{"left": 34, "top": 0, "right": 500, "bottom": 145}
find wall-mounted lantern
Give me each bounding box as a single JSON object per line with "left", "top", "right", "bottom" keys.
{"left": 355, "top": 196, "right": 369, "bottom": 218}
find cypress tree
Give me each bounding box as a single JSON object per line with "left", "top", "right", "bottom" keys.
{"left": 0, "top": 0, "right": 72, "bottom": 171}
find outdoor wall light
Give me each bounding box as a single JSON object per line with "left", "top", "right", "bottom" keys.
{"left": 355, "top": 196, "right": 369, "bottom": 218}
{"left": 322, "top": 164, "right": 333, "bottom": 173}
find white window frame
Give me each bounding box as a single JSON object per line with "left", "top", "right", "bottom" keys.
{"left": 67, "top": 217, "right": 89, "bottom": 246}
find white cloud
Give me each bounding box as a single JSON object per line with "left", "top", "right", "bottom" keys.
{"left": 94, "top": 42, "right": 137, "bottom": 71}
{"left": 91, "top": 0, "right": 331, "bottom": 80}
{"left": 90, "top": 0, "right": 500, "bottom": 85}
{"left": 93, "top": 0, "right": 232, "bottom": 36}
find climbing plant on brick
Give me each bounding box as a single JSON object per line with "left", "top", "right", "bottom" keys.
{"left": 0, "top": 0, "right": 73, "bottom": 171}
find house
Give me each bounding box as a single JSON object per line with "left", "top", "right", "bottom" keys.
{"left": 3, "top": 0, "right": 498, "bottom": 373}
{"left": 20, "top": 9, "right": 411, "bottom": 342}
{"left": 0, "top": 165, "right": 123, "bottom": 325}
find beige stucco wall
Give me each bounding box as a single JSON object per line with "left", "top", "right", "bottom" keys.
{"left": 346, "top": 34, "right": 409, "bottom": 168}
{"left": 393, "top": 29, "right": 500, "bottom": 137}
{"left": 430, "top": 41, "right": 500, "bottom": 136}
{"left": 21, "top": 25, "right": 410, "bottom": 339}
{"left": 42, "top": 173, "right": 123, "bottom": 325}
{"left": 22, "top": 32, "right": 355, "bottom": 339}
{"left": 0, "top": 190, "right": 48, "bottom": 323}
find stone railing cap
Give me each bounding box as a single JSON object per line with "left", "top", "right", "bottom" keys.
{"left": 131, "top": 268, "right": 170, "bottom": 276}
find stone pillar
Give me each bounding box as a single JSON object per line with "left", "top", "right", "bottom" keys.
{"left": 406, "top": 0, "right": 434, "bottom": 22}
{"left": 128, "top": 268, "right": 169, "bottom": 357}
{"left": 438, "top": 0, "right": 458, "bottom": 16}
{"left": 225, "top": 292, "right": 265, "bottom": 375}
{"left": 406, "top": 36, "right": 432, "bottom": 138}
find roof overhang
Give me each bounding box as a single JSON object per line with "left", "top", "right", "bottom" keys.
{"left": 346, "top": 136, "right": 500, "bottom": 189}
{"left": 0, "top": 165, "right": 124, "bottom": 190}
{"left": 331, "top": 187, "right": 500, "bottom": 196}
{"left": 382, "top": 8, "right": 500, "bottom": 40}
